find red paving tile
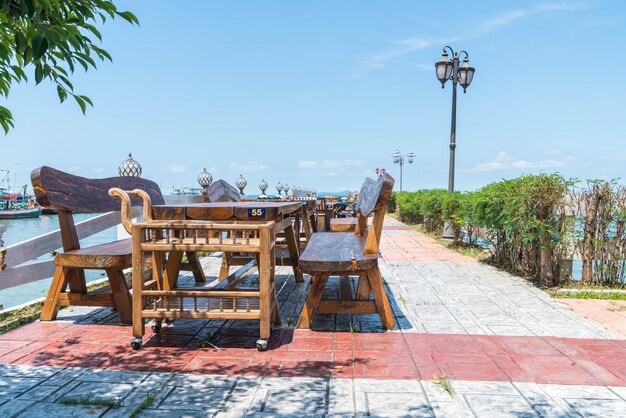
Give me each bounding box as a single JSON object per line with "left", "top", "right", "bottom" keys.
{"left": 433, "top": 352, "right": 509, "bottom": 381}
{"left": 2, "top": 321, "right": 626, "bottom": 386}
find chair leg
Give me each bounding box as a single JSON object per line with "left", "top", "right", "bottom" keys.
{"left": 366, "top": 268, "right": 395, "bottom": 329}
{"left": 106, "top": 268, "right": 133, "bottom": 324}
{"left": 186, "top": 251, "right": 205, "bottom": 282}
{"left": 219, "top": 252, "right": 232, "bottom": 280}
{"left": 40, "top": 266, "right": 70, "bottom": 321}
{"left": 297, "top": 273, "right": 329, "bottom": 329}
{"left": 272, "top": 292, "right": 281, "bottom": 326}
{"left": 355, "top": 273, "right": 371, "bottom": 300}
{"left": 163, "top": 251, "right": 183, "bottom": 291}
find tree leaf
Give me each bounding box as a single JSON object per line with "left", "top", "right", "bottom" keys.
{"left": 32, "top": 35, "right": 49, "bottom": 61}
{"left": 56, "top": 85, "right": 67, "bottom": 103}
{"left": 74, "top": 95, "right": 87, "bottom": 114}
{"left": 34, "top": 63, "right": 44, "bottom": 84}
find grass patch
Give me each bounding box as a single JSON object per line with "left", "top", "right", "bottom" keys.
{"left": 549, "top": 290, "right": 626, "bottom": 300}
{"left": 0, "top": 302, "right": 43, "bottom": 334}
{"left": 607, "top": 301, "right": 626, "bottom": 312}
{"left": 403, "top": 222, "right": 489, "bottom": 260}
{"left": 198, "top": 332, "right": 219, "bottom": 349}
{"left": 432, "top": 374, "right": 455, "bottom": 397}
{"left": 58, "top": 395, "right": 123, "bottom": 408}
{"left": 443, "top": 241, "right": 489, "bottom": 260}
{"left": 129, "top": 372, "right": 176, "bottom": 418}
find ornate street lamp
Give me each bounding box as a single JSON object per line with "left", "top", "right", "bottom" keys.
{"left": 258, "top": 179, "right": 268, "bottom": 198}
{"left": 283, "top": 183, "right": 290, "bottom": 197}
{"left": 197, "top": 168, "right": 213, "bottom": 188}
{"left": 275, "top": 181, "right": 283, "bottom": 198}
{"left": 390, "top": 150, "right": 414, "bottom": 192}
{"left": 235, "top": 174, "right": 247, "bottom": 195}
{"left": 436, "top": 45, "right": 475, "bottom": 238}
{"left": 118, "top": 153, "right": 142, "bottom": 177}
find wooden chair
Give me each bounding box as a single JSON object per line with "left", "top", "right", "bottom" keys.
{"left": 330, "top": 181, "right": 372, "bottom": 232}
{"left": 201, "top": 179, "right": 249, "bottom": 279}
{"left": 297, "top": 173, "right": 395, "bottom": 329}
{"left": 202, "top": 179, "right": 241, "bottom": 203}
{"left": 31, "top": 166, "right": 204, "bottom": 323}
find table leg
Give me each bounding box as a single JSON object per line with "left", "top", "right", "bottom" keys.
{"left": 284, "top": 222, "right": 304, "bottom": 283}
{"left": 132, "top": 236, "right": 145, "bottom": 340}
{"left": 219, "top": 252, "right": 232, "bottom": 280}
{"left": 163, "top": 251, "right": 183, "bottom": 291}
{"left": 259, "top": 227, "right": 271, "bottom": 340}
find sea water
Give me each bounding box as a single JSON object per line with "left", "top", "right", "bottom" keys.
{"left": 0, "top": 213, "right": 117, "bottom": 309}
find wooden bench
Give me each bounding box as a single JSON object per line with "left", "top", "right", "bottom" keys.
{"left": 297, "top": 173, "right": 395, "bottom": 329}
{"left": 202, "top": 179, "right": 242, "bottom": 203}
{"left": 329, "top": 179, "right": 373, "bottom": 232}
{"left": 31, "top": 166, "right": 204, "bottom": 323}
{"left": 330, "top": 217, "right": 357, "bottom": 232}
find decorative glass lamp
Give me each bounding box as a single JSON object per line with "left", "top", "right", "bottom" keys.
{"left": 259, "top": 179, "right": 268, "bottom": 198}
{"left": 275, "top": 182, "right": 283, "bottom": 197}
{"left": 197, "top": 168, "right": 213, "bottom": 188}
{"left": 435, "top": 50, "right": 453, "bottom": 88}
{"left": 283, "top": 183, "right": 290, "bottom": 196}
{"left": 118, "top": 153, "right": 142, "bottom": 177}
{"left": 235, "top": 174, "right": 247, "bottom": 195}
{"left": 458, "top": 57, "right": 475, "bottom": 93}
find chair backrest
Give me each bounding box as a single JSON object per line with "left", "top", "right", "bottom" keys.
{"left": 353, "top": 173, "right": 395, "bottom": 255}
{"left": 31, "top": 166, "right": 165, "bottom": 253}
{"left": 202, "top": 179, "right": 241, "bottom": 202}
{"left": 31, "top": 166, "right": 165, "bottom": 213}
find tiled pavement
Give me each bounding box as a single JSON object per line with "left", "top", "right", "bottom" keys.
{"left": 0, "top": 217, "right": 625, "bottom": 416}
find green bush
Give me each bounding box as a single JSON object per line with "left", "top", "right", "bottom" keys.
{"left": 394, "top": 174, "right": 571, "bottom": 286}
{"left": 387, "top": 192, "right": 398, "bottom": 213}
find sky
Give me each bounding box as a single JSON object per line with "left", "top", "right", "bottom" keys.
{"left": 1, "top": 0, "right": 626, "bottom": 194}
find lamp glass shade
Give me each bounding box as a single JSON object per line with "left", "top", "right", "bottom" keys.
{"left": 118, "top": 153, "right": 142, "bottom": 177}
{"left": 197, "top": 168, "right": 213, "bottom": 187}
{"left": 235, "top": 174, "right": 247, "bottom": 195}
{"left": 435, "top": 59, "right": 453, "bottom": 86}
{"left": 458, "top": 60, "right": 475, "bottom": 92}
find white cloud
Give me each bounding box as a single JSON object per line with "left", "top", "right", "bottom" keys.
{"left": 464, "top": 151, "right": 575, "bottom": 173}
{"left": 545, "top": 150, "right": 563, "bottom": 156}
{"left": 297, "top": 159, "right": 367, "bottom": 169}
{"left": 168, "top": 164, "right": 187, "bottom": 174}
{"left": 229, "top": 162, "right": 271, "bottom": 172}
{"left": 67, "top": 166, "right": 82, "bottom": 173}
{"left": 359, "top": 3, "right": 588, "bottom": 73}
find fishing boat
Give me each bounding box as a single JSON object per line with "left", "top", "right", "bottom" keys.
{"left": 0, "top": 172, "right": 41, "bottom": 219}
{"left": 0, "top": 204, "right": 42, "bottom": 219}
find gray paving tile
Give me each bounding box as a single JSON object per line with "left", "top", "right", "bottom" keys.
{"left": 364, "top": 393, "right": 434, "bottom": 417}
{"left": 464, "top": 394, "right": 538, "bottom": 417}
{"left": 565, "top": 398, "right": 626, "bottom": 418}
{"left": 0, "top": 400, "right": 36, "bottom": 418}
{"left": 15, "top": 402, "right": 109, "bottom": 417}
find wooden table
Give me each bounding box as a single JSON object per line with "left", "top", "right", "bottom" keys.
{"left": 151, "top": 201, "right": 305, "bottom": 283}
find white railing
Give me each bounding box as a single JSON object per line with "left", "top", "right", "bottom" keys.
{"left": 0, "top": 195, "right": 203, "bottom": 292}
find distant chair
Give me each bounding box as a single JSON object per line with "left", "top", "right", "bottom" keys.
{"left": 202, "top": 179, "right": 241, "bottom": 202}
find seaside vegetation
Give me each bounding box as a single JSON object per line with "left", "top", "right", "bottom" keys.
{"left": 389, "top": 174, "right": 626, "bottom": 289}
{"left": 0, "top": 0, "right": 138, "bottom": 133}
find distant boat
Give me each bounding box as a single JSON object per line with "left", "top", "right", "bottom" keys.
{"left": 0, "top": 180, "right": 41, "bottom": 219}
{"left": 0, "top": 205, "right": 42, "bottom": 219}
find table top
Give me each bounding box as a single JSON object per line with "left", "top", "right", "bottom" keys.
{"left": 152, "top": 201, "right": 303, "bottom": 221}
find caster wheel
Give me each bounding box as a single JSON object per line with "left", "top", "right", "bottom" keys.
{"left": 151, "top": 322, "right": 162, "bottom": 333}
{"left": 130, "top": 338, "right": 142, "bottom": 350}
{"left": 256, "top": 339, "right": 268, "bottom": 351}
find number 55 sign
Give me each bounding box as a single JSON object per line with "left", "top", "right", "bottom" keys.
{"left": 248, "top": 208, "right": 266, "bottom": 219}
